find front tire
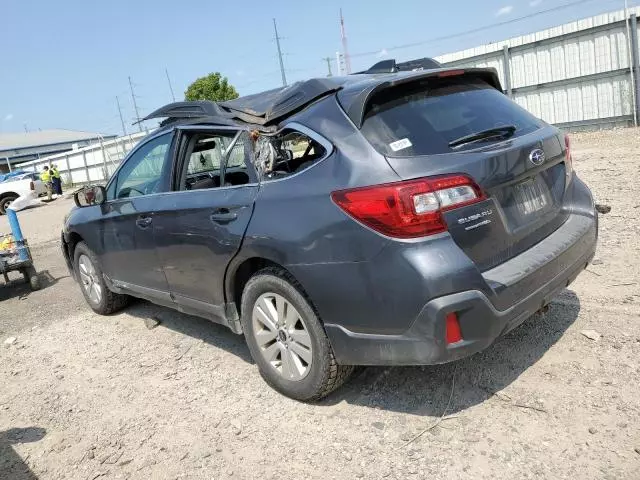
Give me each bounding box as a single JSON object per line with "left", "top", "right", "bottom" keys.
{"left": 0, "top": 194, "right": 18, "bottom": 215}
{"left": 73, "top": 242, "right": 129, "bottom": 315}
{"left": 241, "top": 268, "right": 354, "bottom": 401}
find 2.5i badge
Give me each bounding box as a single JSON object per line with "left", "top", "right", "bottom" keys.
{"left": 457, "top": 209, "right": 493, "bottom": 231}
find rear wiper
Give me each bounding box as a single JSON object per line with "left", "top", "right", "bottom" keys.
{"left": 448, "top": 125, "right": 517, "bottom": 148}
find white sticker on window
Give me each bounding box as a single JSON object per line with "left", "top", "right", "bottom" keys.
{"left": 389, "top": 138, "right": 412, "bottom": 152}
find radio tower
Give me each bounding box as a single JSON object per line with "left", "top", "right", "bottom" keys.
{"left": 340, "top": 9, "right": 352, "bottom": 74}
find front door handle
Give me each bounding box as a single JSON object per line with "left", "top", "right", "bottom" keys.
{"left": 210, "top": 208, "right": 238, "bottom": 224}
{"left": 136, "top": 216, "right": 153, "bottom": 228}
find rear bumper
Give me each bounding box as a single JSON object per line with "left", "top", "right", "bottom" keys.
{"left": 325, "top": 207, "right": 597, "bottom": 366}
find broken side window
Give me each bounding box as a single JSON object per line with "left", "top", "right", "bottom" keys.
{"left": 254, "top": 129, "right": 328, "bottom": 181}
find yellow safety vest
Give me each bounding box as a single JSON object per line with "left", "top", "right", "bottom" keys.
{"left": 40, "top": 171, "right": 51, "bottom": 182}
{"left": 51, "top": 168, "right": 60, "bottom": 179}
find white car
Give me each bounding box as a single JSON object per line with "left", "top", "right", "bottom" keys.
{"left": 0, "top": 173, "right": 47, "bottom": 214}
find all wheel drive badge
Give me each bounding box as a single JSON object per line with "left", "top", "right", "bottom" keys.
{"left": 529, "top": 148, "right": 546, "bottom": 166}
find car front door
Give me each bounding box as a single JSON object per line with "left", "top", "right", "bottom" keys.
{"left": 152, "top": 127, "right": 258, "bottom": 319}
{"left": 98, "top": 131, "right": 174, "bottom": 302}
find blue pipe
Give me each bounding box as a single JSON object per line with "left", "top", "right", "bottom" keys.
{"left": 7, "top": 209, "right": 29, "bottom": 262}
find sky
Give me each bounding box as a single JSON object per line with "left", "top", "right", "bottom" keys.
{"left": 0, "top": 0, "right": 634, "bottom": 135}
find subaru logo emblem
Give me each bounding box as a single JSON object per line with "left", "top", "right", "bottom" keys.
{"left": 529, "top": 148, "right": 545, "bottom": 166}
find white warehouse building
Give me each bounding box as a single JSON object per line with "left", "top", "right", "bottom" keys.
{"left": 435, "top": 6, "right": 640, "bottom": 130}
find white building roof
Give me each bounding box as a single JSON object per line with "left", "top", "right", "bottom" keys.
{"left": 0, "top": 129, "right": 113, "bottom": 152}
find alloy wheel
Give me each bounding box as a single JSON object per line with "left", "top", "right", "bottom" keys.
{"left": 252, "top": 292, "right": 313, "bottom": 381}
{"left": 78, "top": 254, "right": 102, "bottom": 305}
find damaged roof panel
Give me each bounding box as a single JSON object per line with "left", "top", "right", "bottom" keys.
{"left": 219, "top": 77, "right": 348, "bottom": 125}
{"left": 141, "top": 64, "right": 502, "bottom": 131}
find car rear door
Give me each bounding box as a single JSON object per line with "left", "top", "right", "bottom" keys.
{"left": 358, "top": 73, "right": 572, "bottom": 271}
{"left": 152, "top": 127, "right": 258, "bottom": 318}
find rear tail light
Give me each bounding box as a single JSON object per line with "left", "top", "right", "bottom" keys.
{"left": 331, "top": 174, "right": 485, "bottom": 238}
{"left": 30, "top": 181, "right": 35, "bottom": 191}
{"left": 564, "top": 134, "right": 573, "bottom": 181}
{"left": 445, "top": 312, "right": 463, "bottom": 344}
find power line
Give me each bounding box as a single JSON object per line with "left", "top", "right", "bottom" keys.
{"left": 273, "top": 18, "right": 287, "bottom": 87}
{"left": 348, "top": 0, "right": 606, "bottom": 60}
{"left": 116, "top": 96, "right": 127, "bottom": 136}
{"left": 165, "top": 68, "right": 176, "bottom": 102}
{"left": 128, "top": 76, "right": 142, "bottom": 133}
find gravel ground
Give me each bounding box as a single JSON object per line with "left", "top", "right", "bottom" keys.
{"left": 1, "top": 130, "right": 639, "bottom": 479}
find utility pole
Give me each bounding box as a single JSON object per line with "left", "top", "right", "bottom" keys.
{"left": 165, "top": 68, "right": 176, "bottom": 102}
{"left": 336, "top": 51, "right": 345, "bottom": 76}
{"left": 340, "top": 9, "right": 352, "bottom": 74}
{"left": 128, "top": 76, "right": 143, "bottom": 132}
{"left": 273, "top": 18, "right": 287, "bottom": 87}
{"left": 116, "top": 96, "right": 127, "bottom": 136}
{"left": 323, "top": 57, "right": 333, "bottom": 77}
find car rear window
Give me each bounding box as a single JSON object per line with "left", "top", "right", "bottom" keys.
{"left": 361, "top": 77, "right": 544, "bottom": 156}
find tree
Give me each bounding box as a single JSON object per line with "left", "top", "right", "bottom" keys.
{"left": 184, "top": 72, "right": 239, "bottom": 102}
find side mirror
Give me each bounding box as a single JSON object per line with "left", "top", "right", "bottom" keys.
{"left": 74, "top": 185, "right": 106, "bottom": 207}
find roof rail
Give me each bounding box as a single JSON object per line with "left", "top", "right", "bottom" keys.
{"left": 355, "top": 57, "right": 443, "bottom": 75}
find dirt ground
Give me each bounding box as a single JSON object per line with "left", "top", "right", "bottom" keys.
{"left": 1, "top": 130, "right": 639, "bottom": 480}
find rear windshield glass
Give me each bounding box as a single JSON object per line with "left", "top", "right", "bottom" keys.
{"left": 361, "top": 77, "right": 544, "bottom": 156}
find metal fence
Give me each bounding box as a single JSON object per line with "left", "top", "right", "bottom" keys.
{"left": 436, "top": 7, "right": 640, "bottom": 131}
{"left": 19, "top": 130, "right": 248, "bottom": 188}
{"left": 17, "top": 132, "right": 148, "bottom": 186}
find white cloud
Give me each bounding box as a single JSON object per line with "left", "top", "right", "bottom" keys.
{"left": 377, "top": 48, "right": 389, "bottom": 58}
{"left": 3, "top": 114, "right": 13, "bottom": 121}
{"left": 529, "top": 0, "right": 542, "bottom": 6}
{"left": 236, "top": 70, "right": 245, "bottom": 77}
{"left": 495, "top": 5, "right": 513, "bottom": 16}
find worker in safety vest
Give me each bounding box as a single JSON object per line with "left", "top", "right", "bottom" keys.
{"left": 40, "top": 166, "right": 53, "bottom": 201}
{"left": 51, "top": 165, "right": 62, "bottom": 196}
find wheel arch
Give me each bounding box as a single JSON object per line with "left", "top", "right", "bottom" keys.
{"left": 226, "top": 256, "right": 314, "bottom": 320}
{"left": 62, "top": 230, "right": 85, "bottom": 279}
{"left": 65, "top": 231, "right": 84, "bottom": 260}
{"left": 0, "top": 191, "right": 19, "bottom": 200}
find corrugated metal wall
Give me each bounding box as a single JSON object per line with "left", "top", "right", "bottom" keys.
{"left": 436, "top": 8, "right": 640, "bottom": 130}
{"left": 18, "top": 132, "right": 148, "bottom": 185}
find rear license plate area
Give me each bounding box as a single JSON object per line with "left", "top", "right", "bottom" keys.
{"left": 514, "top": 178, "right": 550, "bottom": 216}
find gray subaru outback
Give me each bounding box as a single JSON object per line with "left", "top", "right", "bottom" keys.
{"left": 62, "top": 63, "right": 597, "bottom": 401}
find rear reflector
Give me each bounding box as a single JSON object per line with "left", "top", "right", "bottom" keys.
{"left": 331, "top": 174, "right": 485, "bottom": 239}
{"left": 445, "top": 312, "right": 463, "bottom": 344}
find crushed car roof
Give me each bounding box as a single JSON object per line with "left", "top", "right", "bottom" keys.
{"left": 143, "top": 77, "right": 349, "bottom": 130}
{"left": 143, "top": 65, "right": 502, "bottom": 131}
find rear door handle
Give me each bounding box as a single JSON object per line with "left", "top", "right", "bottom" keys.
{"left": 210, "top": 208, "right": 238, "bottom": 224}
{"left": 136, "top": 216, "right": 153, "bottom": 228}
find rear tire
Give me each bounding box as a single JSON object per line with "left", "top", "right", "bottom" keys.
{"left": 241, "top": 267, "right": 354, "bottom": 401}
{"left": 73, "top": 242, "right": 129, "bottom": 315}
{"left": 0, "top": 194, "right": 18, "bottom": 215}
